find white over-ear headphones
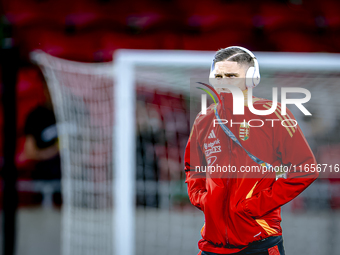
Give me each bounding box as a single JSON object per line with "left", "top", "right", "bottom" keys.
{"left": 209, "top": 46, "right": 260, "bottom": 88}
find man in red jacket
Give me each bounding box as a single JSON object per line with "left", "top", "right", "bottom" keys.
{"left": 184, "top": 46, "right": 319, "bottom": 255}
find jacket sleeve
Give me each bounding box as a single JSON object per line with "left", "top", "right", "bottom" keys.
{"left": 184, "top": 118, "right": 207, "bottom": 211}
{"left": 241, "top": 108, "right": 319, "bottom": 218}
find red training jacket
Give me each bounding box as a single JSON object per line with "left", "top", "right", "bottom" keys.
{"left": 184, "top": 89, "right": 319, "bottom": 254}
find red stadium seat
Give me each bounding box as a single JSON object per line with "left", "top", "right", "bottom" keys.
{"left": 21, "top": 28, "right": 102, "bottom": 62}
{"left": 268, "top": 31, "right": 331, "bottom": 52}
{"left": 99, "top": 31, "right": 175, "bottom": 61}
{"left": 161, "top": 32, "right": 182, "bottom": 50}
{"left": 256, "top": 2, "right": 330, "bottom": 52}
{"left": 317, "top": 0, "right": 340, "bottom": 31}
{"left": 3, "top": 0, "right": 71, "bottom": 28}
{"left": 182, "top": 29, "right": 253, "bottom": 51}
{"left": 258, "top": 2, "right": 316, "bottom": 33}
{"left": 179, "top": 0, "right": 254, "bottom": 33}
{"left": 123, "top": 0, "right": 179, "bottom": 32}
{"left": 67, "top": 0, "right": 128, "bottom": 30}
{"left": 328, "top": 32, "right": 340, "bottom": 52}
{"left": 178, "top": 0, "right": 255, "bottom": 51}
{"left": 20, "top": 27, "right": 180, "bottom": 62}
{"left": 67, "top": 0, "right": 178, "bottom": 33}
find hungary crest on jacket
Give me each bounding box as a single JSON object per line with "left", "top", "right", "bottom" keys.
{"left": 239, "top": 122, "right": 250, "bottom": 141}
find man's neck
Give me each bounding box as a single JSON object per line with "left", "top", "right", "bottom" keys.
{"left": 220, "top": 88, "right": 248, "bottom": 98}
{"left": 219, "top": 89, "right": 249, "bottom": 108}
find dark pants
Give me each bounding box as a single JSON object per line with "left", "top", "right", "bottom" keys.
{"left": 201, "top": 236, "right": 285, "bottom": 255}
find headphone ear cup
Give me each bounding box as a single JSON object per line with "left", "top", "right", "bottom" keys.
{"left": 245, "top": 66, "right": 261, "bottom": 88}
{"left": 253, "top": 70, "right": 261, "bottom": 87}
{"left": 252, "top": 58, "right": 260, "bottom": 87}
{"left": 245, "top": 67, "right": 255, "bottom": 88}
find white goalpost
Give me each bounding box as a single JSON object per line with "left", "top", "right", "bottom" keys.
{"left": 31, "top": 49, "right": 340, "bottom": 255}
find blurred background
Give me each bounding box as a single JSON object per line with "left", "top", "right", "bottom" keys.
{"left": 0, "top": 0, "right": 339, "bottom": 255}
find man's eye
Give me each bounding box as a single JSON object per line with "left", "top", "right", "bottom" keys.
{"left": 228, "top": 74, "right": 236, "bottom": 78}
{"left": 215, "top": 74, "right": 222, "bottom": 78}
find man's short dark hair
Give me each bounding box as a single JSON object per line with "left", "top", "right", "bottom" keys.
{"left": 213, "top": 47, "right": 254, "bottom": 68}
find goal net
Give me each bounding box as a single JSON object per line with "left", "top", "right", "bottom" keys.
{"left": 30, "top": 52, "right": 116, "bottom": 255}
{"left": 32, "top": 49, "right": 340, "bottom": 255}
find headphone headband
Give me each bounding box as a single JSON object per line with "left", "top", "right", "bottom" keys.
{"left": 225, "top": 46, "right": 256, "bottom": 59}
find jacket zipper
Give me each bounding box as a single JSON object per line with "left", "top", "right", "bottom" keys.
{"left": 220, "top": 94, "right": 231, "bottom": 245}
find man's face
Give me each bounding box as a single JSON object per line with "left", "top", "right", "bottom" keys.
{"left": 213, "top": 60, "right": 248, "bottom": 93}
